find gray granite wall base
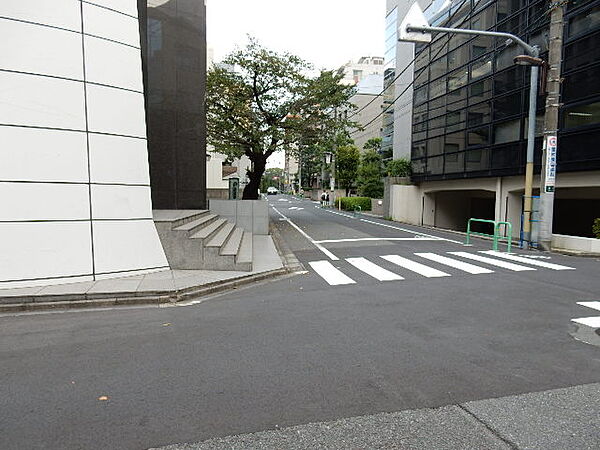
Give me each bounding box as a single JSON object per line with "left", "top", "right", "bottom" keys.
{"left": 208, "top": 199, "right": 269, "bottom": 235}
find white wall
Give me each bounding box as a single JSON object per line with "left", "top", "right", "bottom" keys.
{"left": 0, "top": 0, "right": 168, "bottom": 288}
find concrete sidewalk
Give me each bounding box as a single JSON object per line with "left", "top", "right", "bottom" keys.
{"left": 152, "top": 382, "right": 600, "bottom": 449}
{"left": 0, "top": 235, "right": 287, "bottom": 313}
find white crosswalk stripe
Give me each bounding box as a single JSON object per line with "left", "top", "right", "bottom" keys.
{"left": 415, "top": 253, "right": 494, "bottom": 274}
{"left": 448, "top": 252, "right": 536, "bottom": 272}
{"left": 308, "top": 252, "right": 577, "bottom": 287}
{"left": 309, "top": 261, "right": 356, "bottom": 286}
{"left": 479, "top": 251, "right": 576, "bottom": 270}
{"left": 572, "top": 317, "right": 600, "bottom": 327}
{"left": 346, "top": 257, "right": 403, "bottom": 281}
{"left": 577, "top": 301, "right": 600, "bottom": 312}
{"left": 380, "top": 255, "right": 450, "bottom": 278}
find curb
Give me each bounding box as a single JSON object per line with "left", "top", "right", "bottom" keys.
{"left": 269, "top": 222, "right": 305, "bottom": 272}
{"left": 0, "top": 267, "right": 290, "bottom": 314}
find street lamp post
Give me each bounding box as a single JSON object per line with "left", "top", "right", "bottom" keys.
{"left": 400, "top": 3, "right": 542, "bottom": 249}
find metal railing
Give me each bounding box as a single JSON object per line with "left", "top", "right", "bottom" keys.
{"left": 465, "top": 218, "right": 513, "bottom": 253}
{"left": 353, "top": 205, "right": 362, "bottom": 217}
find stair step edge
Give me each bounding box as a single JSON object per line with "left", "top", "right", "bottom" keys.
{"left": 190, "top": 218, "right": 227, "bottom": 240}
{"left": 236, "top": 232, "right": 253, "bottom": 264}
{"left": 205, "top": 222, "right": 236, "bottom": 248}
{"left": 220, "top": 227, "right": 244, "bottom": 256}
{"left": 173, "top": 213, "right": 217, "bottom": 232}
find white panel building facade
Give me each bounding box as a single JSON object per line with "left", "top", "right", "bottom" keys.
{"left": 0, "top": 0, "right": 168, "bottom": 288}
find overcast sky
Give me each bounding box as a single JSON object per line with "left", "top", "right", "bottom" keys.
{"left": 206, "top": 0, "right": 386, "bottom": 168}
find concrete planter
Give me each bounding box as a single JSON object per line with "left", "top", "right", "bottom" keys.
{"left": 208, "top": 199, "right": 269, "bottom": 235}
{"left": 552, "top": 233, "right": 600, "bottom": 254}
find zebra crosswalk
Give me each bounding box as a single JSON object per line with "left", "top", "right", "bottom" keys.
{"left": 308, "top": 251, "right": 576, "bottom": 286}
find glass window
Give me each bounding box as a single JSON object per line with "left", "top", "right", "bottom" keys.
{"left": 413, "top": 131, "right": 427, "bottom": 141}
{"left": 562, "top": 64, "right": 600, "bottom": 103}
{"left": 569, "top": 5, "right": 600, "bottom": 37}
{"left": 523, "top": 114, "right": 544, "bottom": 137}
{"left": 412, "top": 141, "right": 427, "bottom": 158}
{"left": 448, "top": 87, "right": 468, "bottom": 103}
{"left": 445, "top": 131, "right": 466, "bottom": 152}
{"left": 468, "top": 126, "right": 490, "bottom": 146}
{"left": 471, "top": 5, "right": 495, "bottom": 30}
{"left": 564, "top": 101, "right": 600, "bottom": 128}
{"left": 471, "top": 36, "right": 493, "bottom": 58}
{"left": 466, "top": 148, "right": 490, "bottom": 171}
{"left": 448, "top": 45, "right": 469, "bottom": 71}
{"left": 427, "top": 155, "right": 444, "bottom": 174}
{"left": 568, "top": 0, "right": 593, "bottom": 11}
{"left": 471, "top": 55, "right": 493, "bottom": 80}
{"left": 412, "top": 158, "right": 426, "bottom": 174}
{"left": 444, "top": 152, "right": 465, "bottom": 173}
{"left": 529, "top": 29, "right": 549, "bottom": 53}
{"left": 448, "top": 33, "right": 470, "bottom": 51}
{"left": 470, "top": 78, "right": 492, "bottom": 100}
{"left": 430, "top": 56, "right": 448, "bottom": 80}
{"left": 564, "top": 31, "right": 600, "bottom": 71}
{"left": 415, "top": 86, "right": 428, "bottom": 105}
{"left": 497, "top": 13, "right": 524, "bottom": 34}
{"left": 495, "top": 45, "right": 520, "bottom": 72}
{"left": 494, "top": 91, "right": 522, "bottom": 119}
{"left": 415, "top": 67, "right": 429, "bottom": 88}
{"left": 468, "top": 101, "right": 491, "bottom": 126}
{"left": 491, "top": 144, "right": 520, "bottom": 169}
{"left": 493, "top": 119, "right": 521, "bottom": 144}
{"left": 428, "top": 136, "right": 444, "bottom": 156}
{"left": 415, "top": 50, "right": 430, "bottom": 71}
{"left": 430, "top": 38, "right": 448, "bottom": 60}
{"left": 447, "top": 110, "right": 466, "bottom": 132}
{"left": 497, "top": 0, "right": 522, "bottom": 22}
{"left": 494, "top": 67, "right": 524, "bottom": 93}
{"left": 448, "top": 68, "right": 469, "bottom": 90}
{"left": 429, "top": 77, "right": 447, "bottom": 99}
{"left": 429, "top": 97, "right": 446, "bottom": 120}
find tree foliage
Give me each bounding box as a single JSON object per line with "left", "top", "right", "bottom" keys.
{"left": 336, "top": 144, "right": 360, "bottom": 195}
{"left": 386, "top": 157, "right": 412, "bottom": 177}
{"left": 260, "top": 167, "right": 284, "bottom": 193}
{"left": 357, "top": 150, "right": 384, "bottom": 198}
{"left": 206, "top": 39, "right": 356, "bottom": 199}
{"left": 363, "top": 137, "right": 382, "bottom": 152}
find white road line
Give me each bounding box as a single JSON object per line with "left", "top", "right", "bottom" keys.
{"left": 448, "top": 252, "right": 536, "bottom": 272}
{"left": 346, "top": 257, "right": 403, "bottom": 281}
{"left": 480, "top": 251, "right": 576, "bottom": 270}
{"left": 577, "top": 301, "right": 600, "bottom": 312}
{"left": 315, "top": 237, "right": 440, "bottom": 244}
{"left": 572, "top": 317, "right": 600, "bottom": 327}
{"left": 415, "top": 253, "right": 493, "bottom": 274}
{"left": 272, "top": 206, "right": 339, "bottom": 261}
{"left": 381, "top": 255, "right": 451, "bottom": 278}
{"left": 309, "top": 261, "right": 356, "bottom": 286}
{"left": 358, "top": 217, "right": 465, "bottom": 245}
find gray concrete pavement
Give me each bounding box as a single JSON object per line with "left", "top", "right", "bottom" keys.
{"left": 153, "top": 383, "right": 600, "bottom": 449}
{"left": 1, "top": 194, "right": 599, "bottom": 450}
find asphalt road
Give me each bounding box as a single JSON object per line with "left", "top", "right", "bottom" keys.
{"left": 1, "top": 194, "right": 600, "bottom": 449}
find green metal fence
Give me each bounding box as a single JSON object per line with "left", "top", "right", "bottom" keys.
{"left": 465, "top": 218, "right": 513, "bottom": 253}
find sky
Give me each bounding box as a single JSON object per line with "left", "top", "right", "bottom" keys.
{"left": 206, "top": 0, "right": 386, "bottom": 167}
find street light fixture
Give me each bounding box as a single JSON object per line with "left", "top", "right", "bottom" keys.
{"left": 399, "top": 3, "right": 542, "bottom": 249}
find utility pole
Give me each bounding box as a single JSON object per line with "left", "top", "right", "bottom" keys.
{"left": 539, "top": 2, "right": 565, "bottom": 251}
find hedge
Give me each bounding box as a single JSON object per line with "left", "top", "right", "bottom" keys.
{"left": 593, "top": 218, "right": 600, "bottom": 239}
{"left": 339, "top": 197, "right": 371, "bottom": 212}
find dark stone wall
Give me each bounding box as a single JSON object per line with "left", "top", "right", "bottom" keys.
{"left": 138, "top": 0, "right": 207, "bottom": 209}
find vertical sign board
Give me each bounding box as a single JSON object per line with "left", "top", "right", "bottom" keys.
{"left": 545, "top": 136, "right": 557, "bottom": 193}
{"left": 229, "top": 178, "right": 239, "bottom": 200}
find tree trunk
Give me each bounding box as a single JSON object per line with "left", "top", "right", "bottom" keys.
{"left": 242, "top": 154, "right": 266, "bottom": 200}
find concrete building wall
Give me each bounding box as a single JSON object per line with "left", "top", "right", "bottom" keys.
{"left": 352, "top": 93, "right": 384, "bottom": 151}
{"left": 0, "top": 0, "right": 169, "bottom": 288}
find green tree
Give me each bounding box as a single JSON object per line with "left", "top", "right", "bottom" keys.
{"left": 260, "top": 167, "right": 284, "bottom": 192}
{"left": 336, "top": 144, "right": 360, "bottom": 196}
{"left": 386, "top": 157, "right": 412, "bottom": 177}
{"left": 357, "top": 149, "right": 384, "bottom": 198}
{"left": 363, "top": 137, "right": 382, "bottom": 152}
{"left": 206, "top": 39, "right": 356, "bottom": 199}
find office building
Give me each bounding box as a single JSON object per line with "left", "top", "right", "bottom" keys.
{"left": 389, "top": 0, "right": 600, "bottom": 243}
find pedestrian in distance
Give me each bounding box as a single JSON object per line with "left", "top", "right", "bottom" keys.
{"left": 320, "top": 191, "right": 326, "bottom": 207}
{"left": 325, "top": 191, "right": 330, "bottom": 207}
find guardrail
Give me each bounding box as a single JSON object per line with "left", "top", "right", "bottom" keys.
{"left": 353, "top": 205, "right": 362, "bottom": 217}
{"left": 465, "top": 218, "right": 512, "bottom": 253}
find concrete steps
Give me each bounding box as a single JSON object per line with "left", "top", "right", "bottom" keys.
{"left": 153, "top": 210, "right": 252, "bottom": 271}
